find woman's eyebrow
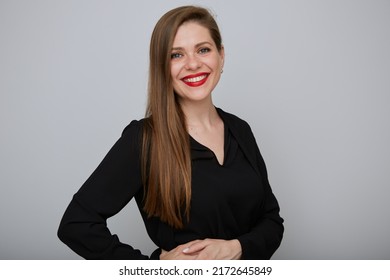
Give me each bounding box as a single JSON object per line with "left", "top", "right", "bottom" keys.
{"left": 171, "top": 41, "right": 212, "bottom": 51}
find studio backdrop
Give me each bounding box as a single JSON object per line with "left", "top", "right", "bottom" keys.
{"left": 1, "top": 0, "right": 389, "bottom": 259}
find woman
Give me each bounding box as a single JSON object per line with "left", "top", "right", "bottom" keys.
{"left": 58, "top": 5, "right": 284, "bottom": 260}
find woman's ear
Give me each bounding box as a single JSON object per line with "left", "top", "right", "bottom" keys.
{"left": 220, "top": 44, "right": 225, "bottom": 69}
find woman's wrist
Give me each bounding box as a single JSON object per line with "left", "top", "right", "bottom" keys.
{"left": 230, "top": 239, "right": 242, "bottom": 260}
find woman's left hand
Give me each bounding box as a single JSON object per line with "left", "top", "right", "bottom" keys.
{"left": 181, "top": 238, "right": 242, "bottom": 260}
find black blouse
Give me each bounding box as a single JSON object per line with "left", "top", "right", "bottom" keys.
{"left": 58, "top": 108, "right": 284, "bottom": 259}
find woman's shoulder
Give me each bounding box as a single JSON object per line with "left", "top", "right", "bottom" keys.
{"left": 121, "top": 117, "right": 150, "bottom": 136}
{"left": 216, "top": 107, "right": 252, "bottom": 132}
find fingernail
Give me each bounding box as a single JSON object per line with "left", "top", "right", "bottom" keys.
{"left": 182, "top": 247, "right": 189, "bottom": 253}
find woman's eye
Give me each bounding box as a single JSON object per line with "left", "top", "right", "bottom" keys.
{"left": 199, "top": 47, "right": 211, "bottom": 54}
{"left": 171, "top": 53, "right": 182, "bottom": 59}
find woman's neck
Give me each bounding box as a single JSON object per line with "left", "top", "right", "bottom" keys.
{"left": 179, "top": 98, "right": 220, "bottom": 130}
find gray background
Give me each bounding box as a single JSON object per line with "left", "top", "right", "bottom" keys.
{"left": 1, "top": 0, "right": 389, "bottom": 259}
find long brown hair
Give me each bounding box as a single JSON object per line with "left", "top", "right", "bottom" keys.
{"left": 141, "top": 6, "right": 223, "bottom": 229}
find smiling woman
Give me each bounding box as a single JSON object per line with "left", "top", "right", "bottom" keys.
{"left": 57, "top": 5, "right": 284, "bottom": 260}
{"left": 170, "top": 22, "right": 224, "bottom": 103}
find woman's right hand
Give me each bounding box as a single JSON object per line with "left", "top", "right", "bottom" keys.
{"left": 160, "top": 238, "right": 242, "bottom": 260}
{"left": 159, "top": 240, "right": 202, "bottom": 260}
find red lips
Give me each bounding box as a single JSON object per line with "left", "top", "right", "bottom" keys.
{"left": 181, "top": 72, "right": 209, "bottom": 87}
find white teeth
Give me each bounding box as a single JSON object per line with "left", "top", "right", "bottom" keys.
{"left": 184, "top": 75, "right": 207, "bottom": 83}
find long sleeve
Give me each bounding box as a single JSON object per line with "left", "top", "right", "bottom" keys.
{"left": 57, "top": 120, "right": 149, "bottom": 259}
{"left": 237, "top": 124, "right": 284, "bottom": 259}
{"left": 217, "top": 108, "right": 284, "bottom": 259}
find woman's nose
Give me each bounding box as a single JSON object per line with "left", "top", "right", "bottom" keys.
{"left": 185, "top": 54, "right": 201, "bottom": 70}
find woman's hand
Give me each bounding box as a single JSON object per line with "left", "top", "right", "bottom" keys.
{"left": 160, "top": 240, "right": 201, "bottom": 260}
{"left": 160, "top": 239, "right": 242, "bottom": 260}
{"left": 183, "top": 239, "right": 242, "bottom": 260}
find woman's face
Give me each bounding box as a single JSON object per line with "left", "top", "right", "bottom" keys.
{"left": 170, "top": 21, "right": 224, "bottom": 105}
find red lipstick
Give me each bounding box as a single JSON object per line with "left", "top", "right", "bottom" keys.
{"left": 181, "top": 72, "right": 209, "bottom": 87}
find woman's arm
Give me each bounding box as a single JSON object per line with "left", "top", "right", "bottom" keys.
{"left": 57, "top": 120, "right": 149, "bottom": 259}
{"left": 236, "top": 125, "right": 284, "bottom": 259}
